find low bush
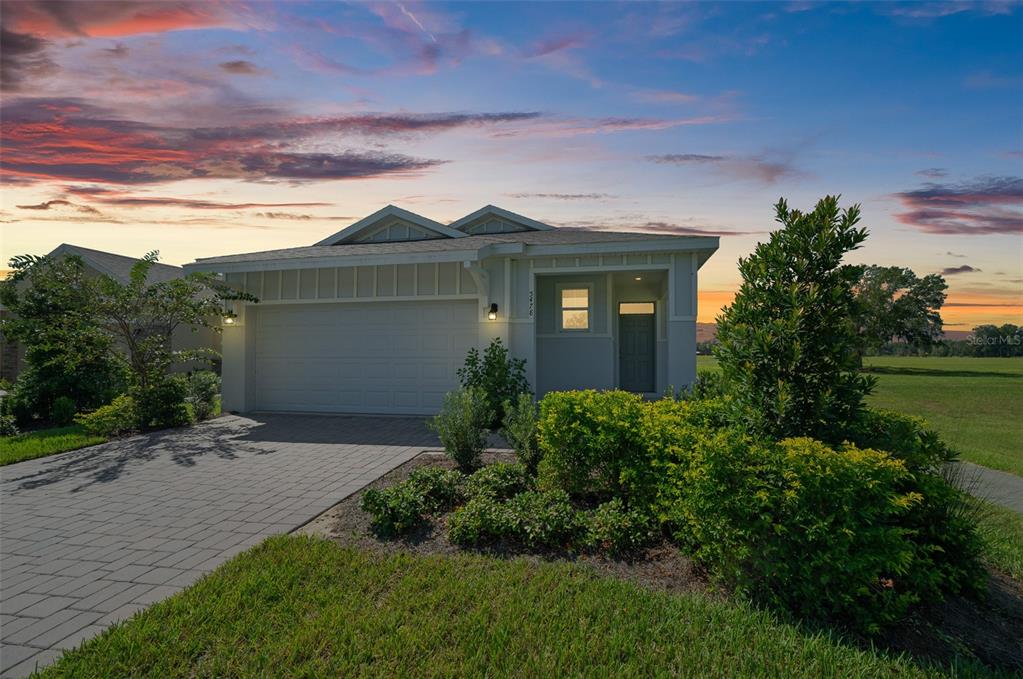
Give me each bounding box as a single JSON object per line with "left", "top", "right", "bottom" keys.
{"left": 132, "top": 376, "right": 192, "bottom": 430}
{"left": 361, "top": 468, "right": 465, "bottom": 536}
{"left": 428, "top": 387, "right": 492, "bottom": 471}
{"left": 501, "top": 393, "right": 541, "bottom": 473}
{"left": 448, "top": 489, "right": 581, "bottom": 549}
{"left": 75, "top": 395, "right": 137, "bottom": 437}
{"left": 506, "top": 490, "right": 581, "bottom": 549}
{"left": 361, "top": 484, "right": 427, "bottom": 536}
{"left": 447, "top": 494, "right": 512, "bottom": 547}
{"left": 0, "top": 413, "right": 18, "bottom": 437}
{"left": 51, "top": 396, "right": 77, "bottom": 426}
{"left": 848, "top": 408, "right": 985, "bottom": 600}
{"left": 536, "top": 390, "right": 646, "bottom": 498}
{"left": 686, "top": 369, "right": 726, "bottom": 400}
{"left": 406, "top": 467, "right": 465, "bottom": 512}
{"left": 457, "top": 338, "right": 529, "bottom": 427}
{"left": 465, "top": 462, "right": 529, "bottom": 501}
{"left": 186, "top": 371, "right": 220, "bottom": 422}
{"left": 581, "top": 498, "right": 656, "bottom": 557}
{"left": 658, "top": 424, "right": 926, "bottom": 633}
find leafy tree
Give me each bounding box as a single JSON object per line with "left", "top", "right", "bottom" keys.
{"left": 715, "top": 196, "right": 875, "bottom": 442}
{"left": 972, "top": 324, "right": 1023, "bottom": 357}
{"left": 853, "top": 265, "right": 947, "bottom": 354}
{"left": 0, "top": 255, "right": 124, "bottom": 420}
{"left": 90, "top": 252, "right": 251, "bottom": 389}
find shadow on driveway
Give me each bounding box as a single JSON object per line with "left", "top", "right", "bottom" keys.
{"left": 0, "top": 414, "right": 438, "bottom": 494}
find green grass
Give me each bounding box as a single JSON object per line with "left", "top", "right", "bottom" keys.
{"left": 0, "top": 425, "right": 106, "bottom": 466}
{"left": 40, "top": 535, "right": 978, "bottom": 678}
{"left": 697, "top": 355, "right": 1023, "bottom": 477}
{"left": 978, "top": 502, "right": 1023, "bottom": 581}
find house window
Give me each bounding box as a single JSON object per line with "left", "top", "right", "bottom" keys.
{"left": 559, "top": 286, "right": 590, "bottom": 331}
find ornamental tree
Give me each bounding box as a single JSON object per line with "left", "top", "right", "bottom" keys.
{"left": 714, "top": 196, "right": 875, "bottom": 442}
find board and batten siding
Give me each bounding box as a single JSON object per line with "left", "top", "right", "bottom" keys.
{"left": 224, "top": 261, "right": 478, "bottom": 303}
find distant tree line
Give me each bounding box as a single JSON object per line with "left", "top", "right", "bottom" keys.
{"left": 873, "top": 324, "right": 1023, "bottom": 357}
{"left": 701, "top": 262, "right": 1020, "bottom": 359}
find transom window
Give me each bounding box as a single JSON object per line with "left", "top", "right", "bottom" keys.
{"left": 559, "top": 286, "right": 590, "bottom": 331}
{"left": 619, "top": 302, "right": 655, "bottom": 315}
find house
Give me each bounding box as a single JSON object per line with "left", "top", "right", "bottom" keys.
{"left": 185, "top": 205, "right": 719, "bottom": 415}
{"left": 0, "top": 244, "right": 220, "bottom": 382}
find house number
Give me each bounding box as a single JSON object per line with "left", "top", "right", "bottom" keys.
{"left": 528, "top": 290, "right": 534, "bottom": 318}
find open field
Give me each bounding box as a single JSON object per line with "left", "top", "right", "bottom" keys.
{"left": 696, "top": 356, "right": 1023, "bottom": 478}
{"left": 39, "top": 535, "right": 987, "bottom": 679}
{"left": 0, "top": 425, "right": 106, "bottom": 467}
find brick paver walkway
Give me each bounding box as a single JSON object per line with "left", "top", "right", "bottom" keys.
{"left": 0, "top": 414, "right": 434, "bottom": 677}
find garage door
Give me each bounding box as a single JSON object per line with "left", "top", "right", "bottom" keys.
{"left": 252, "top": 300, "right": 478, "bottom": 414}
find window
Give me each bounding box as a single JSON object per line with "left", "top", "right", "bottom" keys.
{"left": 560, "top": 286, "right": 590, "bottom": 331}
{"left": 619, "top": 302, "right": 655, "bottom": 315}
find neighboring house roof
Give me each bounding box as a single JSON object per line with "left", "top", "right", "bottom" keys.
{"left": 49, "top": 244, "right": 184, "bottom": 284}
{"left": 188, "top": 228, "right": 719, "bottom": 272}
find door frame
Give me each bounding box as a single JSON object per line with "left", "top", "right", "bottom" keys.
{"left": 616, "top": 301, "right": 657, "bottom": 394}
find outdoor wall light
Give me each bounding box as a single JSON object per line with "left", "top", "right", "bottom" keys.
{"left": 488, "top": 303, "right": 498, "bottom": 320}
{"left": 223, "top": 316, "right": 235, "bottom": 325}
{"left": 634, "top": 276, "right": 643, "bottom": 281}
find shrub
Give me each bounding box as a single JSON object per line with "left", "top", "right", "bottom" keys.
{"left": 186, "top": 371, "right": 220, "bottom": 422}
{"left": 428, "top": 387, "right": 492, "bottom": 471}
{"left": 506, "top": 489, "right": 581, "bottom": 549}
{"left": 406, "top": 467, "right": 465, "bottom": 512}
{"left": 447, "top": 494, "right": 513, "bottom": 547}
{"left": 0, "top": 413, "right": 18, "bottom": 437}
{"left": 501, "top": 393, "right": 542, "bottom": 474}
{"left": 132, "top": 376, "right": 192, "bottom": 430}
{"left": 361, "top": 484, "right": 428, "bottom": 536}
{"left": 714, "top": 196, "right": 874, "bottom": 443}
{"left": 465, "top": 462, "right": 529, "bottom": 501}
{"left": 659, "top": 425, "right": 924, "bottom": 633}
{"left": 849, "top": 408, "right": 985, "bottom": 600}
{"left": 457, "top": 338, "right": 529, "bottom": 427}
{"left": 581, "top": 498, "right": 656, "bottom": 557}
{"left": 686, "top": 369, "right": 725, "bottom": 401}
{"left": 75, "top": 395, "right": 137, "bottom": 437}
{"left": 51, "top": 396, "right": 76, "bottom": 426}
{"left": 536, "top": 390, "right": 647, "bottom": 498}
{"left": 448, "top": 489, "right": 581, "bottom": 549}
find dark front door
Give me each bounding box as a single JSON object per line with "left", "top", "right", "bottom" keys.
{"left": 619, "top": 313, "right": 655, "bottom": 393}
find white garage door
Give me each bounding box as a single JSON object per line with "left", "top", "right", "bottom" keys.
{"left": 252, "top": 300, "right": 478, "bottom": 414}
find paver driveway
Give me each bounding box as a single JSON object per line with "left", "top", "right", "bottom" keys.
{"left": 0, "top": 414, "right": 435, "bottom": 678}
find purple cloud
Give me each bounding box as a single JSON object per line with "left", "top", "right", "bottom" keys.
{"left": 941, "top": 265, "right": 982, "bottom": 275}
{"left": 894, "top": 176, "right": 1023, "bottom": 235}
{"left": 648, "top": 151, "right": 801, "bottom": 184}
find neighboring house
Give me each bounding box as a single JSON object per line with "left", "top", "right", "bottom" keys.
{"left": 185, "top": 205, "right": 719, "bottom": 415}
{"left": 0, "top": 244, "right": 220, "bottom": 381}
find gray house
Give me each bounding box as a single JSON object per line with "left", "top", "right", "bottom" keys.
{"left": 186, "top": 205, "right": 719, "bottom": 415}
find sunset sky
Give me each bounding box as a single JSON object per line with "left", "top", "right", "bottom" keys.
{"left": 1, "top": 0, "right": 1020, "bottom": 327}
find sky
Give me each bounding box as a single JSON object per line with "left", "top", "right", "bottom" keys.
{"left": 1, "top": 0, "right": 1020, "bottom": 328}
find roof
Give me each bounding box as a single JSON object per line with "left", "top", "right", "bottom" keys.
{"left": 314, "top": 205, "right": 466, "bottom": 245}
{"left": 49, "top": 244, "right": 184, "bottom": 284}
{"left": 188, "top": 228, "right": 719, "bottom": 271}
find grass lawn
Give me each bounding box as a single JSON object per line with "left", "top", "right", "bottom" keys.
{"left": 696, "top": 355, "right": 1023, "bottom": 478}
{"left": 0, "top": 425, "right": 106, "bottom": 466}
{"left": 978, "top": 502, "right": 1023, "bottom": 581}
{"left": 40, "top": 535, "right": 983, "bottom": 678}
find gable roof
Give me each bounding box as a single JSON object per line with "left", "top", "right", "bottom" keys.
{"left": 315, "top": 205, "right": 466, "bottom": 245}
{"left": 49, "top": 244, "right": 184, "bottom": 284}
{"left": 448, "top": 205, "right": 554, "bottom": 233}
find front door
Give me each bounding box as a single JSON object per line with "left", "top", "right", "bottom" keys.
{"left": 619, "top": 311, "right": 655, "bottom": 393}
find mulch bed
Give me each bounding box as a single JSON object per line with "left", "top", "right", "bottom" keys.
{"left": 299, "top": 451, "right": 1023, "bottom": 673}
